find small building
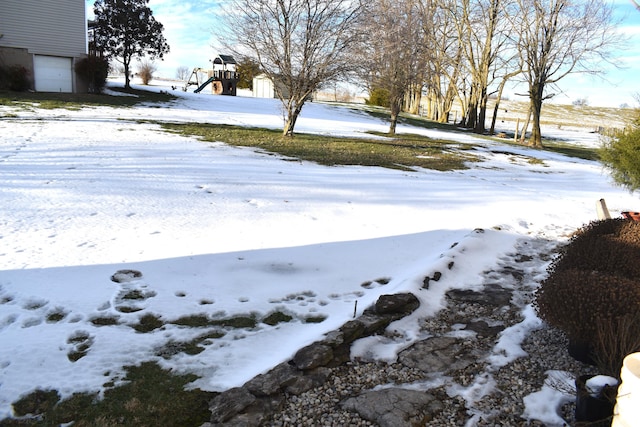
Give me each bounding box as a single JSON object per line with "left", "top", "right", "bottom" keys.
{"left": 252, "top": 74, "right": 275, "bottom": 98}
{"left": 0, "top": 0, "right": 88, "bottom": 93}
{"left": 252, "top": 73, "right": 290, "bottom": 99}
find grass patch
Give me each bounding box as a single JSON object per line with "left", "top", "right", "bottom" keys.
{"left": 1, "top": 362, "right": 213, "bottom": 427}
{"left": 170, "top": 313, "right": 258, "bottom": 329}
{"left": 121, "top": 290, "right": 146, "bottom": 300}
{"left": 161, "top": 122, "right": 477, "bottom": 171}
{"left": 0, "top": 87, "right": 176, "bottom": 110}
{"left": 45, "top": 308, "right": 67, "bottom": 323}
{"left": 262, "top": 311, "right": 294, "bottom": 326}
{"left": 303, "top": 315, "right": 328, "bottom": 324}
{"left": 156, "top": 330, "right": 226, "bottom": 359}
{"left": 541, "top": 142, "right": 600, "bottom": 161}
{"left": 211, "top": 315, "right": 257, "bottom": 329}
{"left": 133, "top": 313, "right": 164, "bottom": 333}
{"left": 89, "top": 315, "right": 120, "bottom": 327}
{"left": 116, "top": 306, "right": 144, "bottom": 313}
{"left": 170, "top": 314, "right": 213, "bottom": 328}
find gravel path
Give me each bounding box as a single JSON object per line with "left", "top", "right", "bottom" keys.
{"left": 266, "top": 235, "right": 596, "bottom": 426}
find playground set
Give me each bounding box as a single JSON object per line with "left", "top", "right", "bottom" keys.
{"left": 183, "top": 54, "right": 239, "bottom": 95}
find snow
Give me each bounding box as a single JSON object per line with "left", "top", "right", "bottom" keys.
{"left": 1, "top": 79, "right": 637, "bottom": 423}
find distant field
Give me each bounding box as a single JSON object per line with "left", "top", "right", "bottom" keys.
{"left": 483, "top": 98, "right": 635, "bottom": 131}
{"left": 315, "top": 90, "right": 636, "bottom": 133}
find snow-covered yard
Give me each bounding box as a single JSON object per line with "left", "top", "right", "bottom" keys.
{"left": 0, "top": 80, "right": 637, "bottom": 423}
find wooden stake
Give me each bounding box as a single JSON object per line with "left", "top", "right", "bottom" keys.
{"left": 596, "top": 198, "right": 612, "bottom": 220}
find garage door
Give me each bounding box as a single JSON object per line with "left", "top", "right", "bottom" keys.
{"left": 34, "top": 55, "right": 73, "bottom": 92}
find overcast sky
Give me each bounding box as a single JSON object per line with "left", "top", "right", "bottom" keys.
{"left": 85, "top": 0, "right": 640, "bottom": 108}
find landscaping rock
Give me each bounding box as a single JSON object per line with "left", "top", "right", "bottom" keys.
{"left": 398, "top": 336, "right": 474, "bottom": 373}
{"left": 292, "top": 343, "right": 334, "bottom": 370}
{"left": 244, "top": 362, "right": 300, "bottom": 396}
{"left": 206, "top": 292, "right": 423, "bottom": 425}
{"left": 284, "top": 367, "right": 331, "bottom": 395}
{"left": 374, "top": 293, "right": 420, "bottom": 315}
{"left": 447, "top": 282, "right": 512, "bottom": 307}
{"left": 208, "top": 387, "right": 256, "bottom": 423}
{"left": 340, "top": 387, "right": 443, "bottom": 427}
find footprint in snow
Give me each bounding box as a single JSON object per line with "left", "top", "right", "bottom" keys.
{"left": 110, "top": 270, "right": 156, "bottom": 314}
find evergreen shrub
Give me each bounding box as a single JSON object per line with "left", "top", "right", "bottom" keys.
{"left": 74, "top": 56, "right": 109, "bottom": 93}
{"left": 366, "top": 87, "right": 390, "bottom": 108}
{"left": 0, "top": 65, "right": 31, "bottom": 91}
{"left": 600, "top": 113, "right": 640, "bottom": 192}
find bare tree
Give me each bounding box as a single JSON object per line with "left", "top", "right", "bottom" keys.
{"left": 176, "top": 66, "right": 190, "bottom": 81}
{"left": 220, "top": 0, "right": 364, "bottom": 136}
{"left": 356, "top": 0, "right": 429, "bottom": 135}
{"left": 446, "top": 0, "right": 511, "bottom": 133}
{"left": 421, "top": 1, "right": 461, "bottom": 123}
{"left": 511, "top": 0, "right": 624, "bottom": 148}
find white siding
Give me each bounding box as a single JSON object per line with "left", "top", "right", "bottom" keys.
{"left": 253, "top": 75, "right": 275, "bottom": 98}
{"left": 0, "top": 0, "right": 87, "bottom": 57}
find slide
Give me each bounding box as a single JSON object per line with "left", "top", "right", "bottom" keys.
{"left": 194, "top": 77, "right": 216, "bottom": 93}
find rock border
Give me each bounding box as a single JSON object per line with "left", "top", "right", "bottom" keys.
{"left": 203, "top": 293, "right": 420, "bottom": 426}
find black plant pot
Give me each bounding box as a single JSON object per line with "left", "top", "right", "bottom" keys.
{"left": 575, "top": 375, "right": 617, "bottom": 426}
{"left": 568, "top": 340, "right": 597, "bottom": 366}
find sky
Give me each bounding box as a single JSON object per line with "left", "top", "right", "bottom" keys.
{"left": 1, "top": 77, "right": 639, "bottom": 424}
{"left": 85, "top": 0, "right": 640, "bottom": 108}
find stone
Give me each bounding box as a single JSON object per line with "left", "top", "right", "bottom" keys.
{"left": 398, "top": 336, "right": 474, "bottom": 373}
{"left": 464, "top": 320, "right": 504, "bottom": 338}
{"left": 244, "top": 362, "right": 300, "bottom": 396}
{"left": 284, "top": 367, "right": 331, "bottom": 395}
{"left": 209, "top": 387, "right": 256, "bottom": 423}
{"left": 357, "top": 312, "right": 393, "bottom": 335}
{"left": 447, "top": 282, "right": 512, "bottom": 307}
{"left": 292, "top": 343, "right": 333, "bottom": 370}
{"left": 374, "top": 293, "right": 420, "bottom": 315}
{"left": 341, "top": 387, "right": 443, "bottom": 427}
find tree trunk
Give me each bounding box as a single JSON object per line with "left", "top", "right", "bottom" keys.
{"left": 282, "top": 102, "right": 303, "bottom": 137}
{"left": 475, "top": 87, "right": 488, "bottom": 134}
{"left": 124, "top": 61, "right": 131, "bottom": 89}
{"left": 404, "top": 84, "right": 422, "bottom": 115}
{"left": 389, "top": 98, "right": 402, "bottom": 135}
{"left": 529, "top": 100, "right": 543, "bottom": 148}
{"left": 528, "top": 83, "right": 544, "bottom": 147}
{"left": 490, "top": 73, "right": 519, "bottom": 134}
{"left": 520, "top": 105, "right": 532, "bottom": 144}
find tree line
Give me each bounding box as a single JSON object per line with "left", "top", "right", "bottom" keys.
{"left": 91, "top": 0, "right": 627, "bottom": 148}
{"left": 220, "top": 0, "right": 625, "bottom": 146}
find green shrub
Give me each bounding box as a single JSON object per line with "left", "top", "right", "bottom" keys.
{"left": 366, "top": 87, "right": 390, "bottom": 108}
{"left": 74, "top": 56, "right": 109, "bottom": 93}
{"left": 600, "top": 114, "right": 640, "bottom": 192}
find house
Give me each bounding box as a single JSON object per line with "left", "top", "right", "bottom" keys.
{"left": 0, "top": 0, "right": 88, "bottom": 93}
